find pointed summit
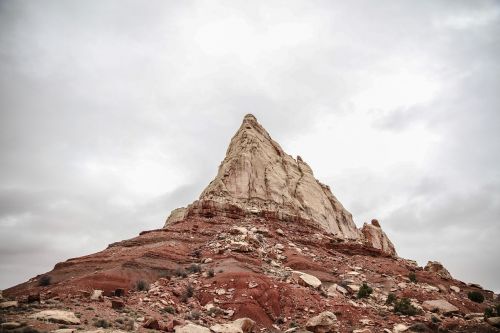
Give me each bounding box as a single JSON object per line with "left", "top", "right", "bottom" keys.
{"left": 166, "top": 114, "right": 361, "bottom": 240}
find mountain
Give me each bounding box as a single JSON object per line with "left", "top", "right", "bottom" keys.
{"left": 1, "top": 115, "right": 498, "bottom": 333}
{"left": 166, "top": 114, "right": 394, "bottom": 255}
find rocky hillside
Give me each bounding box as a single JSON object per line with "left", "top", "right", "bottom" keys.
{"left": 1, "top": 115, "right": 499, "bottom": 333}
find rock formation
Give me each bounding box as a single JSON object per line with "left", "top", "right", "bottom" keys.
{"left": 3, "top": 114, "right": 496, "bottom": 333}
{"left": 424, "top": 261, "right": 453, "bottom": 279}
{"left": 166, "top": 115, "right": 396, "bottom": 249}
{"left": 361, "top": 219, "right": 397, "bottom": 256}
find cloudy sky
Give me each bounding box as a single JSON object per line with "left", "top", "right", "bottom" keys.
{"left": 1, "top": 1, "right": 499, "bottom": 292}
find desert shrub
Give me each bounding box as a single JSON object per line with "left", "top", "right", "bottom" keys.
{"left": 207, "top": 307, "right": 222, "bottom": 316}
{"left": 289, "top": 321, "right": 298, "bottom": 328}
{"left": 386, "top": 293, "right": 397, "bottom": 305}
{"left": 394, "top": 297, "right": 418, "bottom": 316}
{"left": 187, "top": 264, "right": 201, "bottom": 274}
{"left": 467, "top": 291, "right": 484, "bottom": 303}
{"left": 484, "top": 305, "right": 500, "bottom": 318}
{"left": 207, "top": 268, "right": 215, "bottom": 278}
{"left": 114, "top": 317, "right": 134, "bottom": 331}
{"left": 163, "top": 306, "right": 175, "bottom": 314}
{"left": 38, "top": 275, "right": 51, "bottom": 286}
{"left": 174, "top": 267, "right": 188, "bottom": 278}
{"left": 186, "top": 310, "right": 200, "bottom": 321}
{"left": 180, "top": 284, "right": 195, "bottom": 303}
{"left": 408, "top": 272, "right": 417, "bottom": 283}
{"left": 357, "top": 283, "right": 373, "bottom": 299}
{"left": 186, "top": 284, "right": 194, "bottom": 298}
{"left": 484, "top": 307, "right": 495, "bottom": 318}
{"left": 94, "top": 319, "right": 111, "bottom": 328}
{"left": 135, "top": 280, "right": 149, "bottom": 291}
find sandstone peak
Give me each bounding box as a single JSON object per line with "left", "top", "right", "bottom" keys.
{"left": 166, "top": 115, "right": 362, "bottom": 240}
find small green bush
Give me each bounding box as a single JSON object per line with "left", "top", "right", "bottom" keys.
{"left": 135, "top": 280, "right": 149, "bottom": 291}
{"left": 187, "top": 264, "right": 201, "bottom": 274}
{"left": 408, "top": 272, "right": 417, "bottom": 283}
{"left": 484, "top": 304, "right": 500, "bottom": 318}
{"left": 394, "top": 297, "right": 418, "bottom": 316}
{"left": 357, "top": 283, "right": 373, "bottom": 299}
{"left": 94, "top": 319, "right": 111, "bottom": 328}
{"left": 38, "top": 275, "right": 52, "bottom": 286}
{"left": 467, "top": 291, "right": 484, "bottom": 303}
{"left": 163, "top": 306, "right": 175, "bottom": 314}
{"left": 484, "top": 307, "right": 495, "bottom": 318}
{"left": 186, "top": 310, "right": 200, "bottom": 321}
{"left": 174, "top": 267, "right": 187, "bottom": 278}
{"left": 207, "top": 268, "right": 215, "bottom": 278}
{"left": 386, "top": 293, "right": 397, "bottom": 305}
{"left": 180, "top": 284, "right": 195, "bottom": 303}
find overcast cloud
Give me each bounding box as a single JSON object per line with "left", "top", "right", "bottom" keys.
{"left": 1, "top": 0, "right": 499, "bottom": 292}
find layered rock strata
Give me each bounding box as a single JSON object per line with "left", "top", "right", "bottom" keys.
{"left": 165, "top": 114, "right": 396, "bottom": 255}
{"left": 166, "top": 114, "right": 359, "bottom": 239}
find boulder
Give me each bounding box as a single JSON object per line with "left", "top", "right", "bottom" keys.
{"left": 486, "top": 317, "right": 500, "bottom": 328}
{"left": 30, "top": 310, "right": 81, "bottom": 325}
{"left": 305, "top": 311, "right": 337, "bottom": 333}
{"left": 210, "top": 318, "right": 255, "bottom": 333}
{"left": 347, "top": 284, "right": 360, "bottom": 293}
{"left": 449, "top": 286, "right": 460, "bottom": 293}
{"left": 90, "top": 290, "right": 104, "bottom": 301}
{"left": 143, "top": 318, "right": 160, "bottom": 330}
{"left": 174, "top": 323, "right": 211, "bottom": 333}
{"left": 292, "top": 271, "right": 322, "bottom": 289}
{"left": 424, "top": 261, "right": 452, "bottom": 279}
{"left": 1, "top": 322, "right": 22, "bottom": 330}
{"left": 27, "top": 293, "right": 41, "bottom": 303}
{"left": 422, "top": 300, "right": 459, "bottom": 315}
{"left": 393, "top": 324, "right": 408, "bottom": 332}
{"left": 111, "top": 299, "right": 125, "bottom": 309}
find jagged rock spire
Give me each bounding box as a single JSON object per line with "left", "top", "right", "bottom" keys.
{"left": 167, "top": 114, "right": 361, "bottom": 240}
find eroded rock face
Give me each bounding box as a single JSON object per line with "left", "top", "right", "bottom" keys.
{"left": 166, "top": 114, "right": 360, "bottom": 240}
{"left": 361, "top": 220, "right": 397, "bottom": 256}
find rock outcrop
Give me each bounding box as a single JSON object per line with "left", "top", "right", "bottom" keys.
{"left": 166, "top": 115, "right": 394, "bottom": 247}
{"left": 30, "top": 310, "right": 81, "bottom": 325}
{"left": 306, "top": 311, "right": 338, "bottom": 333}
{"left": 361, "top": 219, "right": 397, "bottom": 256}
{"left": 422, "top": 300, "right": 459, "bottom": 315}
{"left": 424, "top": 261, "right": 452, "bottom": 279}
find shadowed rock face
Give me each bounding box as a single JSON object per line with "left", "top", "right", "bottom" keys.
{"left": 166, "top": 114, "right": 361, "bottom": 240}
